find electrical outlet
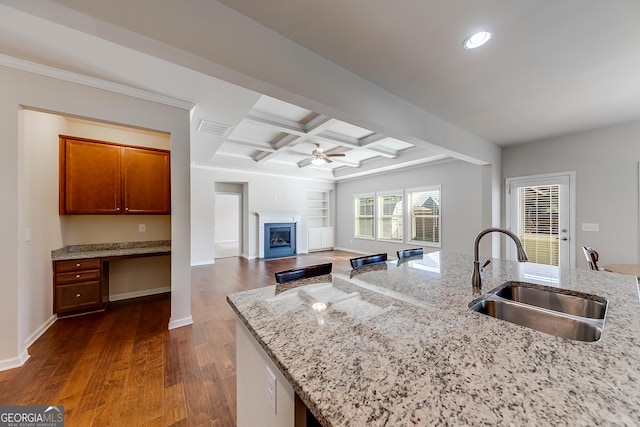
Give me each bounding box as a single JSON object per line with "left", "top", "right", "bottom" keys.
{"left": 266, "top": 366, "right": 277, "bottom": 414}
{"left": 138, "top": 224, "right": 146, "bottom": 232}
{"left": 25, "top": 228, "right": 32, "bottom": 242}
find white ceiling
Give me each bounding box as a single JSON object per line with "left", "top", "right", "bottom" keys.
{"left": 2, "top": 0, "right": 640, "bottom": 180}
{"left": 218, "top": 0, "right": 640, "bottom": 145}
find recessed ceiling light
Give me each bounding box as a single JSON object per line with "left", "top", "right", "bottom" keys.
{"left": 463, "top": 31, "right": 492, "bottom": 49}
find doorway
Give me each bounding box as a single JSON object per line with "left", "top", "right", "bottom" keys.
{"left": 214, "top": 193, "right": 241, "bottom": 258}
{"left": 506, "top": 172, "right": 575, "bottom": 267}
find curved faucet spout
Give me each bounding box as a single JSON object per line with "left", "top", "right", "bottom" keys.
{"left": 472, "top": 227, "right": 528, "bottom": 291}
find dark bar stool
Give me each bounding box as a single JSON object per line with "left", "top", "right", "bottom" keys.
{"left": 396, "top": 248, "right": 423, "bottom": 260}
{"left": 349, "top": 253, "right": 387, "bottom": 269}
{"left": 582, "top": 246, "right": 601, "bottom": 271}
{"left": 274, "top": 263, "right": 332, "bottom": 284}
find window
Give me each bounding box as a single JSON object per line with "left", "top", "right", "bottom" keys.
{"left": 354, "top": 194, "right": 374, "bottom": 238}
{"left": 378, "top": 192, "right": 403, "bottom": 241}
{"left": 408, "top": 187, "right": 441, "bottom": 246}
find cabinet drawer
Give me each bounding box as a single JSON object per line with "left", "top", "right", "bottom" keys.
{"left": 56, "top": 282, "right": 102, "bottom": 312}
{"left": 55, "top": 259, "right": 100, "bottom": 273}
{"left": 56, "top": 269, "right": 101, "bottom": 285}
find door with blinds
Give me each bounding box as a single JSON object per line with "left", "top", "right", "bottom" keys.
{"left": 506, "top": 173, "right": 574, "bottom": 268}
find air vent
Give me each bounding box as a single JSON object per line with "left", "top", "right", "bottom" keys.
{"left": 197, "top": 120, "right": 231, "bottom": 136}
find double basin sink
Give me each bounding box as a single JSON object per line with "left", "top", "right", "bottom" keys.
{"left": 470, "top": 281, "right": 608, "bottom": 342}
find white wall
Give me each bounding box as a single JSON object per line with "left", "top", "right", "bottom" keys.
{"left": 335, "top": 160, "right": 485, "bottom": 258}
{"left": 18, "top": 110, "right": 65, "bottom": 358}
{"left": 191, "top": 166, "right": 335, "bottom": 263}
{"left": 0, "top": 65, "right": 191, "bottom": 369}
{"left": 215, "top": 193, "right": 240, "bottom": 242}
{"left": 502, "top": 120, "right": 640, "bottom": 268}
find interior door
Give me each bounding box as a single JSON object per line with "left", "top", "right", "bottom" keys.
{"left": 507, "top": 173, "right": 574, "bottom": 267}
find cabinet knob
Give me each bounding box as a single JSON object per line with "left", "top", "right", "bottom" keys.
{"left": 75, "top": 263, "right": 81, "bottom": 267}
{"left": 125, "top": 207, "right": 129, "bottom": 212}
{"left": 117, "top": 207, "right": 121, "bottom": 211}
{"left": 76, "top": 274, "right": 81, "bottom": 278}
{"left": 76, "top": 293, "right": 81, "bottom": 298}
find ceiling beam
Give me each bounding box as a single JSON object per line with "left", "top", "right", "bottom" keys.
{"left": 244, "top": 114, "right": 306, "bottom": 136}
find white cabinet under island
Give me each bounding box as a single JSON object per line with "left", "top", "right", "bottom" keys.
{"left": 227, "top": 252, "right": 640, "bottom": 426}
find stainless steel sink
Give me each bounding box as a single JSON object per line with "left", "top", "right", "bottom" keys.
{"left": 470, "top": 282, "right": 607, "bottom": 342}
{"left": 494, "top": 281, "right": 607, "bottom": 319}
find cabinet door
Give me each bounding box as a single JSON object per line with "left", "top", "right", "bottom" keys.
{"left": 321, "top": 227, "right": 334, "bottom": 248}
{"left": 308, "top": 228, "right": 323, "bottom": 250}
{"left": 122, "top": 147, "right": 171, "bottom": 214}
{"left": 61, "top": 139, "right": 121, "bottom": 214}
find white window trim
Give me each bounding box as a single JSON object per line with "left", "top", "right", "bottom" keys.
{"left": 354, "top": 192, "right": 375, "bottom": 240}
{"left": 406, "top": 185, "right": 442, "bottom": 248}
{"left": 376, "top": 189, "right": 404, "bottom": 242}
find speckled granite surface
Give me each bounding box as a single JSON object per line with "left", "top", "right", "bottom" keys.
{"left": 51, "top": 240, "right": 171, "bottom": 260}
{"left": 227, "top": 252, "right": 640, "bottom": 426}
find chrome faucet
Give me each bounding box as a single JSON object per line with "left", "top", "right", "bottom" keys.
{"left": 472, "top": 227, "right": 528, "bottom": 291}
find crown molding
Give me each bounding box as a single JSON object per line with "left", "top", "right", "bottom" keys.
{"left": 0, "top": 53, "right": 195, "bottom": 111}
{"left": 191, "top": 163, "right": 335, "bottom": 184}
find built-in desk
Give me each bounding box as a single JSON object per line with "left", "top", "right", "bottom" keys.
{"left": 51, "top": 240, "right": 171, "bottom": 317}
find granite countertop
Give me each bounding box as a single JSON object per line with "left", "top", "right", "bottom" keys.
{"left": 51, "top": 240, "right": 171, "bottom": 261}
{"left": 227, "top": 252, "right": 640, "bottom": 426}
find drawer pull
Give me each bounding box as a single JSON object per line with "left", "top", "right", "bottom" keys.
{"left": 76, "top": 274, "right": 81, "bottom": 278}
{"left": 75, "top": 263, "right": 81, "bottom": 267}
{"left": 76, "top": 293, "right": 81, "bottom": 298}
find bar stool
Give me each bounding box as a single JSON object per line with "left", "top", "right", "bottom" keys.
{"left": 349, "top": 253, "right": 387, "bottom": 269}
{"left": 274, "top": 263, "right": 332, "bottom": 284}
{"left": 396, "top": 248, "right": 423, "bottom": 260}
{"left": 582, "top": 246, "right": 600, "bottom": 271}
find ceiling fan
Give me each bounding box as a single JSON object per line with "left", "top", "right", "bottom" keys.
{"left": 309, "top": 144, "right": 345, "bottom": 166}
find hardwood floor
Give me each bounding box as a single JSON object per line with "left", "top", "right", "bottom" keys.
{"left": 0, "top": 250, "right": 356, "bottom": 426}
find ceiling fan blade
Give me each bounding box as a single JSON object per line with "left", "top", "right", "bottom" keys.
{"left": 326, "top": 153, "right": 346, "bottom": 157}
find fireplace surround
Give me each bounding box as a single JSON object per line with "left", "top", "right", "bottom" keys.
{"left": 257, "top": 212, "right": 301, "bottom": 259}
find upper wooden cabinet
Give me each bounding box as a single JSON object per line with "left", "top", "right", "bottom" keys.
{"left": 59, "top": 136, "right": 170, "bottom": 215}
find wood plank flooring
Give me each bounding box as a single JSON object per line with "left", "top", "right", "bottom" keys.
{"left": 0, "top": 250, "right": 356, "bottom": 426}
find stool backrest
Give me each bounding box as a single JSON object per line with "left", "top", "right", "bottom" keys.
{"left": 349, "top": 253, "right": 387, "bottom": 269}
{"left": 274, "top": 263, "right": 332, "bottom": 284}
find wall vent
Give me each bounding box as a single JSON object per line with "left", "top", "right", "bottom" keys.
{"left": 197, "top": 120, "right": 231, "bottom": 136}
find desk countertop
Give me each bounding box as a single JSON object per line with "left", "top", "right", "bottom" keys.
{"left": 51, "top": 240, "right": 171, "bottom": 261}
{"left": 227, "top": 252, "right": 640, "bottom": 426}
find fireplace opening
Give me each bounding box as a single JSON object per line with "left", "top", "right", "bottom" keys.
{"left": 264, "top": 222, "right": 296, "bottom": 259}
{"left": 270, "top": 227, "right": 291, "bottom": 248}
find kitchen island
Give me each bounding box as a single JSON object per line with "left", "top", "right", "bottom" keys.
{"left": 227, "top": 252, "right": 640, "bottom": 426}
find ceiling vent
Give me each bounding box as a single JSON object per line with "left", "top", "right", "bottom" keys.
{"left": 197, "top": 120, "right": 231, "bottom": 137}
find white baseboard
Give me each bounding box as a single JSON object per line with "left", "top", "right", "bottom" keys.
{"left": 191, "top": 260, "right": 215, "bottom": 266}
{"left": 110, "top": 286, "right": 170, "bottom": 302}
{"left": 333, "top": 246, "right": 370, "bottom": 255}
{"left": 0, "top": 349, "right": 29, "bottom": 372}
{"left": 168, "top": 315, "right": 193, "bottom": 330}
{"left": 24, "top": 314, "right": 57, "bottom": 349}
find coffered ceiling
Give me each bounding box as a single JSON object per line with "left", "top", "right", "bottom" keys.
{"left": 213, "top": 95, "right": 422, "bottom": 172}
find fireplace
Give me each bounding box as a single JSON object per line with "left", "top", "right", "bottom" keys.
{"left": 264, "top": 223, "right": 296, "bottom": 259}
{"left": 257, "top": 212, "right": 301, "bottom": 259}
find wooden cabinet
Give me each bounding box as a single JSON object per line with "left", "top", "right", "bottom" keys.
{"left": 59, "top": 136, "right": 170, "bottom": 215}
{"left": 123, "top": 147, "right": 171, "bottom": 214}
{"left": 53, "top": 258, "right": 108, "bottom": 316}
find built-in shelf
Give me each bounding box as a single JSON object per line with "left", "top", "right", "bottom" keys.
{"left": 306, "top": 190, "right": 330, "bottom": 228}
{"left": 306, "top": 190, "right": 334, "bottom": 251}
